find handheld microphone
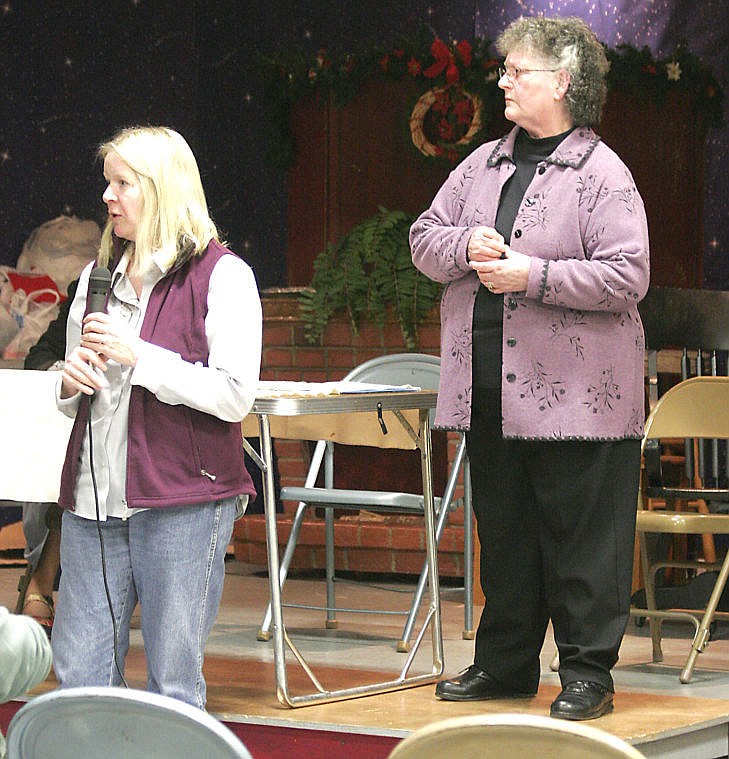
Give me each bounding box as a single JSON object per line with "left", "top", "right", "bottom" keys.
{"left": 85, "top": 266, "right": 112, "bottom": 398}
{"left": 87, "top": 266, "right": 112, "bottom": 313}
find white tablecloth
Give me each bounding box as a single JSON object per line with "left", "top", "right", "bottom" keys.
{"left": 0, "top": 369, "right": 72, "bottom": 503}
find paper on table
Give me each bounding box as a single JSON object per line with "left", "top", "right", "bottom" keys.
{"left": 256, "top": 380, "right": 420, "bottom": 398}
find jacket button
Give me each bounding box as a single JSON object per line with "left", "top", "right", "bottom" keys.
{"left": 514, "top": 229, "right": 522, "bottom": 238}
{"left": 507, "top": 337, "right": 517, "bottom": 347}
{"left": 506, "top": 373, "right": 516, "bottom": 383}
{"left": 538, "top": 166, "right": 546, "bottom": 175}
{"left": 508, "top": 299, "right": 517, "bottom": 310}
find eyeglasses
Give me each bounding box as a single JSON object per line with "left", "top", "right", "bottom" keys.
{"left": 497, "top": 65, "right": 560, "bottom": 83}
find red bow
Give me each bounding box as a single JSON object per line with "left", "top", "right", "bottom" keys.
{"left": 456, "top": 40, "right": 473, "bottom": 68}
{"left": 423, "top": 39, "right": 460, "bottom": 85}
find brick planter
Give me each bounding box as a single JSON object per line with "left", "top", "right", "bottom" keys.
{"left": 234, "top": 290, "right": 469, "bottom": 578}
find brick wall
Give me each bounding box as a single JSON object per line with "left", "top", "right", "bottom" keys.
{"left": 233, "top": 291, "right": 469, "bottom": 578}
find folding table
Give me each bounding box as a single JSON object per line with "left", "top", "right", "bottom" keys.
{"left": 241, "top": 384, "right": 444, "bottom": 707}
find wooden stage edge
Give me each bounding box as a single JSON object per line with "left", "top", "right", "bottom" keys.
{"left": 27, "top": 653, "right": 729, "bottom": 758}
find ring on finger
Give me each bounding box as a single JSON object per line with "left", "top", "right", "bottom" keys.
{"left": 485, "top": 280, "right": 494, "bottom": 291}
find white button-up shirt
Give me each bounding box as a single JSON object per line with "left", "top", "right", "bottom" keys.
{"left": 58, "top": 250, "right": 262, "bottom": 520}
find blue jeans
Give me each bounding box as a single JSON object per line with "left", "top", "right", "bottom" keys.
{"left": 52, "top": 499, "right": 236, "bottom": 708}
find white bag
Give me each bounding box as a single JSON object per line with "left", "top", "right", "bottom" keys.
{"left": 16, "top": 215, "right": 100, "bottom": 295}
{"left": 2, "top": 288, "right": 61, "bottom": 360}
{"left": 0, "top": 268, "right": 21, "bottom": 352}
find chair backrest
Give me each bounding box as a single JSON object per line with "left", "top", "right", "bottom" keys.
{"left": 344, "top": 353, "right": 440, "bottom": 423}
{"left": 641, "top": 376, "right": 729, "bottom": 493}
{"left": 643, "top": 376, "right": 729, "bottom": 444}
{"left": 345, "top": 352, "right": 440, "bottom": 388}
{"left": 6, "top": 687, "right": 253, "bottom": 759}
{"left": 387, "top": 713, "right": 645, "bottom": 759}
{"left": 639, "top": 286, "right": 729, "bottom": 352}
{"left": 330, "top": 353, "right": 446, "bottom": 492}
{"left": 639, "top": 288, "right": 729, "bottom": 481}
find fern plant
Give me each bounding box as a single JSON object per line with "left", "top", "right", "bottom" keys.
{"left": 300, "top": 207, "right": 442, "bottom": 349}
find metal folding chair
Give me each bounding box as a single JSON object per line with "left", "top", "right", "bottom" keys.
{"left": 257, "top": 353, "right": 473, "bottom": 651}
{"left": 630, "top": 376, "right": 729, "bottom": 682}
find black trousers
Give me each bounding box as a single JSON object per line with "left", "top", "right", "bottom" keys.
{"left": 467, "top": 389, "right": 640, "bottom": 693}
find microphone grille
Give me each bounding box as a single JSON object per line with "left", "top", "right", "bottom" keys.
{"left": 89, "top": 266, "right": 112, "bottom": 289}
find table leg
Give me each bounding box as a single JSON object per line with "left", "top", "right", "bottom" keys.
{"left": 419, "top": 409, "right": 444, "bottom": 675}
{"left": 258, "top": 414, "right": 290, "bottom": 704}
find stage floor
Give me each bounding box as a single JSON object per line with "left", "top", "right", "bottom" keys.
{"left": 3, "top": 557, "right": 729, "bottom": 758}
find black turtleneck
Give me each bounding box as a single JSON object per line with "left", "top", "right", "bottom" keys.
{"left": 472, "top": 127, "right": 575, "bottom": 389}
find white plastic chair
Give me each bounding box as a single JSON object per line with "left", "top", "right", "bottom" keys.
{"left": 257, "top": 353, "right": 473, "bottom": 651}
{"left": 6, "top": 687, "right": 253, "bottom": 759}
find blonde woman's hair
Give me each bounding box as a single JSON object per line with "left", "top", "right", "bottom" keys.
{"left": 97, "top": 126, "right": 218, "bottom": 272}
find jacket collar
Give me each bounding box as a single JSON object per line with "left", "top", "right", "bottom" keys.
{"left": 486, "top": 125, "right": 601, "bottom": 169}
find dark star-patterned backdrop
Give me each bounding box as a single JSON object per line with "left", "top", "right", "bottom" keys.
{"left": 1, "top": 0, "right": 727, "bottom": 290}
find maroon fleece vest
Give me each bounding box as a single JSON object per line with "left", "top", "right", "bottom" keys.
{"left": 58, "top": 240, "right": 256, "bottom": 510}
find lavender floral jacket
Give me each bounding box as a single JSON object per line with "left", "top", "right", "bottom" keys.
{"left": 410, "top": 126, "right": 650, "bottom": 440}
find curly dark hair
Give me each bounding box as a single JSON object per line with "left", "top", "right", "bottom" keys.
{"left": 496, "top": 16, "right": 609, "bottom": 127}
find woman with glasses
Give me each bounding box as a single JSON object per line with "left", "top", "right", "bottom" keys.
{"left": 411, "top": 16, "right": 649, "bottom": 720}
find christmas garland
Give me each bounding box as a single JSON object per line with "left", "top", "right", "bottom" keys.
{"left": 259, "top": 27, "right": 724, "bottom": 169}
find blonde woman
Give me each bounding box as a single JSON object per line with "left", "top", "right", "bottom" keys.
{"left": 53, "top": 126, "right": 262, "bottom": 708}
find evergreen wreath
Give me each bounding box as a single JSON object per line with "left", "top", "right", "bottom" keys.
{"left": 409, "top": 86, "right": 484, "bottom": 163}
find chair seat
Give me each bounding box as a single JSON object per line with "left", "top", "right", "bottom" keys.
{"left": 637, "top": 509, "right": 729, "bottom": 534}
{"left": 280, "top": 486, "right": 442, "bottom": 514}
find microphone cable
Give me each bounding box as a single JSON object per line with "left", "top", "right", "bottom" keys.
{"left": 87, "top": 404, "right": 129, "bottom": 688}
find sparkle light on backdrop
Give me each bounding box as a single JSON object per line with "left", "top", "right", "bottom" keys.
{"left": 0, "top": 1, "right": 726, "bottom": 288}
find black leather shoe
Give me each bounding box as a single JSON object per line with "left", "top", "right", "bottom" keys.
{"left": 434, "top": 665, "right": 535, "bottom": 702}
{"left": 550, "top": 681, "right": 614, "bottom": 720}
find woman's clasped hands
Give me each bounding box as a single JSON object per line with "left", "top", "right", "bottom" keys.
{"left": 468, "top": 225, "right": 530, "bottom": 294}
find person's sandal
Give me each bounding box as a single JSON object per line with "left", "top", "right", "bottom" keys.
{"left": 15, "top": 564, "right": 33, "bottom": 614}
{"left": 21, "top": 593, "right": 54, "bottom": 638}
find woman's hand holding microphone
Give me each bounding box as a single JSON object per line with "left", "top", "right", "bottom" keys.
{"left": 61, "top": 313, "right": 141, "bottom": 398}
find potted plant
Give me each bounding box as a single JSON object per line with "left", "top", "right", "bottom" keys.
{"left": 300, "top": 207, "right": 442, "bottom": 349}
